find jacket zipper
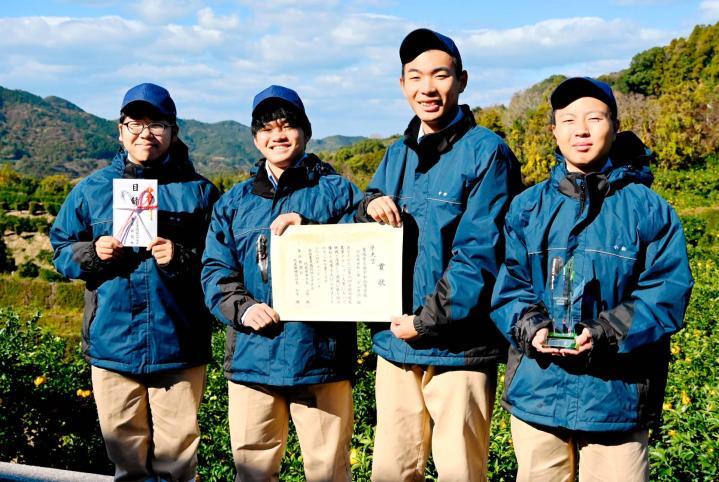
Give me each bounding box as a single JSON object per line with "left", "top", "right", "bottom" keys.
{"left": 578, "top": 177, "right": 586, "bottom": 214}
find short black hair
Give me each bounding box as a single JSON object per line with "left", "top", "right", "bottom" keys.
{"left": 120, "top": 102, "right": 176, "bottom": 124}
{"left": 251, "top": 102, "right": 312, "bottom": 140}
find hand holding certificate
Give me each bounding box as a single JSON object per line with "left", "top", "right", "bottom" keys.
{"left": 271, "top": 223, "right": 403, "bottom": 322}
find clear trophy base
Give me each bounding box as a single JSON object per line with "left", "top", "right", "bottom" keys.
{"left": 544, "top": 332, "right": 577, "bottom": 349}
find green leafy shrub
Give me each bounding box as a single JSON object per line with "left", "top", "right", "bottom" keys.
{"left": 681, "top": 215, "right": 707, "bottom": 247}
{"left": 0, "top": 238, "right": 15, "bottom": 273}
{"left": 39, "top": 268, "right": 67, "bottom": 283}
{"left": 0, "top": 309, "right": 110, "bottom": 473}
{"left": 17, "top": 262, "right": 39, "bottom": 278}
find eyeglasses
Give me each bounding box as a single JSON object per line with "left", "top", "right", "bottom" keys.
{"left": 122, "top": 121, "right": 173, "bottom": 136}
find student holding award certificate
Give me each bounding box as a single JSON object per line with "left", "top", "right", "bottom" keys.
{"left": 201, "top": 85, "right": 361, "bottom": 481}
{"left": 50, "top": 83, "right": 218, "bottom": 481}
{"left": 491, "top": 77, "right": 693, "bottom": 481}
{"left": 356, "top": 29, "right": 522, "bottom": 481}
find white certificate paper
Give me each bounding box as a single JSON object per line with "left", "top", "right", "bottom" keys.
{"left": 112, "top": 179, "right": 158, "bottom": 247}
{"left": 271, "top": 223, "right": 403, "bottom": 322}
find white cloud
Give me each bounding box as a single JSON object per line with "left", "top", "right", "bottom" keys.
{"left": 153, "top": 24, "right": 226, "bottom": 53}
{"left": 0, "top": 56, "right": 73, "bottom": 78}
{"left": 700, "top": 1, "right": 719, "bottom": 21}
{"left": 114, "top": 63, "right": 221, "bottom": 80}
{"left": 129, "top": 0, "right": 202, "bottom": 23}
{"left": 0, "top": 16, "right": 146, "bottom": 49}
{"left": 461, "top": 17, "right": 671, "bottom": 69}
{"left": 197, "top": 7, "right": 240, "bottom": 30}
{"left": 330, "top": 13, "right": 405, "bottom": 47}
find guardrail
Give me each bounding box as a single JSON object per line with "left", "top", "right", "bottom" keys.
{"left": 0, "top": 462, "right": 112, "bottom": 481}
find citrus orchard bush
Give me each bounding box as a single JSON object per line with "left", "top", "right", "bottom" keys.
{"left": 0, "top": 246, "right": 718, "bottom": 480}
{"left": 0, "top": 309, "right": 110, "bottom": 473}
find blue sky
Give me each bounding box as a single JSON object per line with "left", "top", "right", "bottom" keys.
{"left": 1, "top": 0, "right": 718, "bottom": 138}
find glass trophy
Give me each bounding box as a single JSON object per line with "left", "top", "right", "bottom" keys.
{"left": 545, "top": 256, "right": 577, "bottom": 349}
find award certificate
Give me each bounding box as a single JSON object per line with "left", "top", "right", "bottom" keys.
{"left": 271, "top": 223, "right": 403, "bottom": 322}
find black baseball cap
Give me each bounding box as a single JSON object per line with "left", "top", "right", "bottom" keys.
{"left": 399, "top": 28, "right": 463, "bottom": 73}
{"left": 550, "top": 77, "right": 617, "bottom": 118}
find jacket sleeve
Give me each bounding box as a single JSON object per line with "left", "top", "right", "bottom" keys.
{"left": 158, "top": 182, "right": 220, "bottom": 280}
{"left": 490, "top": 205, "right": 551, "bottom": 352}
{"left": 580, "top": 204, "right": 693, "bottom": 354}
{"left": 414, "top": 143, "right": 521, "bottom": 338}
{"left": 50, "top": 183, "right": 116, "bottom": 281}
{"left": 336, "top": 179, "right": 364, "bottom": 224}
{"left": 201, "top": 197, "right": 257, "bottom": 329}
{"left": 304, "top": 175, "right": 364, "bottom": 225}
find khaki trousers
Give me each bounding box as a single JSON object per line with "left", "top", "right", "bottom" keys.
{"left": 510, "top": 415, "right": 649, "bottom": 482}
{"left": 91, "top": 365, "right": 206, "bottom": 482}
{"left": 228, "top": 380, "right": 353, "bottom": 482}
{"left": 371, "top": 356, "right": 496, "bottom": 482}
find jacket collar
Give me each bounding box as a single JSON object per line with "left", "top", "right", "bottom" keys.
{"left": 551, "top": 131, "right": 655, "bottom": 199}
{"left": 113, "top": 139, "right": 196, "bottom": 181}
{"left": 250, "top": 153, "right": 334, "bottom": 199}
{"left": 402, "top": 104, "right": 476, "bottom": 156}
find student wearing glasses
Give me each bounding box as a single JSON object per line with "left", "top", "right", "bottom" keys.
{"left": 51, "top": 83, "right": 219, "bottom": 481}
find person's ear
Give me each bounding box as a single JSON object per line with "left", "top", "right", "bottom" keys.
{"left": 458, "top": 70, "right": 468, "bottom": 94}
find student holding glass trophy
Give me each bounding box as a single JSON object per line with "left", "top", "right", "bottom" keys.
{"left": 491, "top": 77, "right": 693, "bottom": 481}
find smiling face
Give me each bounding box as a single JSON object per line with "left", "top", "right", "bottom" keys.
{"left": 118, "top": 115, "right": 174, "bottom": 164}
{"left": 400, "top": 49, "right": 467, "bottom": 134}
{"left": 552, "top": 96, "right": 619, "bottom": 173}
{"left": 253, "top": 118, "right": 307, "bottom": 179}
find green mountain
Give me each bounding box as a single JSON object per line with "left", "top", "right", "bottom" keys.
{"left": 309, "top": 135, "right": 365, "bottom": 152}
{"left": 0, "top": 88, "right": 117, "bottom": 177}
{"left": 0, "top": 86, "right": 364, "bottom": 178}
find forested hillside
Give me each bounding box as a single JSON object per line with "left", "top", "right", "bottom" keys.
{"left": 0, "top": 88, "right": 364, "bottom": 177}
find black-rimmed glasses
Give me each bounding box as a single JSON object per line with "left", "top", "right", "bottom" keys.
{"left": 122, "top": 121, "right": 173, "bottom": 136}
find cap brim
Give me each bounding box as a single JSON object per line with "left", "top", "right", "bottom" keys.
{"left": 121, "top": 100, "right": 169, "bottom": 119}
{"left": 252, "top": 97, "right": 303, "bottom": 118}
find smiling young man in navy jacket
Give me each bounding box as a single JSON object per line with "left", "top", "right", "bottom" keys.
{"left": 202, "top": 85, "right": 361, "bottom": 482}
{"left": 491, "top": 77, "right": 693, "bottom": 481}
{"left": 356, "top": 29, "right": 522, "bottom": 481}
{"left": 51, "top": 83, "right": 218, "bottom": 482}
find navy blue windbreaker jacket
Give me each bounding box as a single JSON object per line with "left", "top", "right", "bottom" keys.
{"left": 356, "top": 105, "right": 522, "bottom": 367}
{"left": 491, "top": 132, "right": 693, "bottom": 431}
{"left": 51, "top": 143, "right": 219, "bottom": 375}
{"left": 201, "top": 154, "right": 362, "bottom": 386}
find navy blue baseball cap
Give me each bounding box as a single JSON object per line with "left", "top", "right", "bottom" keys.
{"left": 400, "top": 28, "right": 463, "bottom": 73}
{"left": 121, "top": 83, "right": 177, "bottom": 120}
{"left": 252, "top": 85, "right": 306, "bottom": 117}
{"left": 550, "top": 77, "right": 617, "bottom": 118}
{"left": 252, "top": 85, "right": 311, "bottom": 136}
